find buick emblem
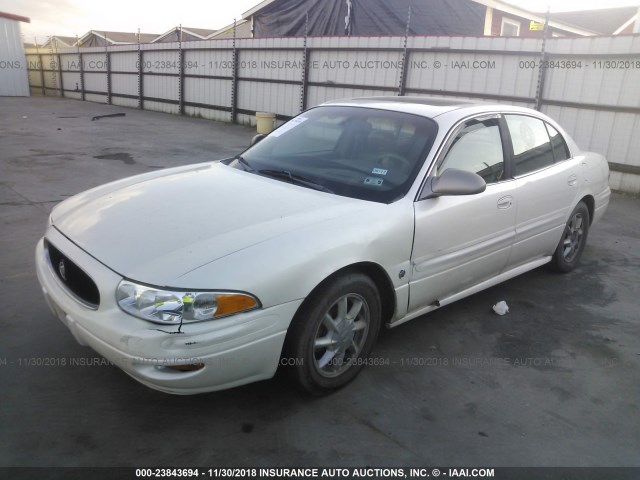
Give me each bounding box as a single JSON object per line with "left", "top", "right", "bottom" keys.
{"left": 58, "top": 259, "right": 67, "bottom": 281}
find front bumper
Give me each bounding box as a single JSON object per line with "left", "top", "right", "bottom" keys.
{"left": 35, "top": 228, "right": 302, "bottom": 394}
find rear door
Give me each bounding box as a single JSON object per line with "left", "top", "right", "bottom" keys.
{"left": 409, "top": 115, "right": 517, "bottom": 311}
{"left": 504, "top": 114, "right": 581, "bottom": 267}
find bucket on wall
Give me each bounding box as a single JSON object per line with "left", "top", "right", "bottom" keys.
{"left": 256, "top": 112, "right": 276, "bottom": 134}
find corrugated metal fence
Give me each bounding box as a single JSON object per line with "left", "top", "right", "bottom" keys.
{"left": 25, "top": 34, "right": 640, "bottom": 193}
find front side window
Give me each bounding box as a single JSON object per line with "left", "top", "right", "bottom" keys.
{"left": 505, "top": 115, "right": 555, "bottom": 176}
{"left": 438, "top": 117, "right": 505, "bottom": 184}
{"left": 234, "top": 106, "right": 438, "bottom": 203}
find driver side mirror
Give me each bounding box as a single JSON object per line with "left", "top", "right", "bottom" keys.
{"left": 420, "top": 168, "right": 486, "bottom": 200}
{"left": 251, "top": 134, "right": 267, "bottom": 146}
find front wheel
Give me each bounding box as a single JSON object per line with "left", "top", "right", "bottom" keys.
{"left": 283, "top": 273, "right": 382, "bottom": 395}
{"left": 549, "top": 201, "right": 590, "bottom": 273}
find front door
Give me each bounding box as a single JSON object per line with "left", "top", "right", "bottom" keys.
{"left": 409, "top": 115, "right": 517, "bottom": 312}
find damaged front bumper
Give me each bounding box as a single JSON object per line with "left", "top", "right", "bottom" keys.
{"left": 35, "top": 229, "right": 301, "bottom": 394}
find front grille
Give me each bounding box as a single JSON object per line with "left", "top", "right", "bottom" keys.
{"left": 45, "top": 239, "right": 100, "bottom": 308}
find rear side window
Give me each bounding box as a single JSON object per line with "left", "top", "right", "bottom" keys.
{"left": 545, "top": 123, "right": 571, "bottom": 162}
{"left": 505, "top": 115, "right": 554, "bottom": 176}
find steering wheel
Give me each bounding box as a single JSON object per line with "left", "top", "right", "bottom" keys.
{"left": 378, "top": 153, "right": 412, "bottom": 174}
{"left": 482, "top": 161, "right": 504, "bottom": 183}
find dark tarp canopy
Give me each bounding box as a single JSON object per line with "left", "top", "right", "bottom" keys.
{"left": 252, "top": 0, "right": 486, "bottom": 37}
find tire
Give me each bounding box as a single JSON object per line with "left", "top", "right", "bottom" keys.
{"left": 549, "top": 201, "right": 590, "bottom": 273}
{"left": 283, "top": 273, "right": 382, "bottom": 395}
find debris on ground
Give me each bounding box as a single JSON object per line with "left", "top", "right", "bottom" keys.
{"left": 91, "top": 113, "right": 126, "bottom": 121}
{"left": 492, "top": 301, "right": 509, "bottom": 315}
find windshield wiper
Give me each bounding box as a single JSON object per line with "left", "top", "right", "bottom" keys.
{"left": 258, "top": 169, "right": 334, "bottom": 194}
{"left": 234, "top": 155, "right": 255, "bottom": 172}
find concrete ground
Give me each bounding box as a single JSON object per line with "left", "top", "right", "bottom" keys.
{"left": 1, "top": 97, "right": 639, "bottom": 468}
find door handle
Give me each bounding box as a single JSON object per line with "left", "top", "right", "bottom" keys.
{"left": 497, "top": 195, "right": 513, "bottom": 209}
{"left": 567, "top": 174, "right": 578, "bottom": 186}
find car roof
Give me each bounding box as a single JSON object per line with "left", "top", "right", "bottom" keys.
{"left": 321, "top": 96, "right": 535, "bottom": 119}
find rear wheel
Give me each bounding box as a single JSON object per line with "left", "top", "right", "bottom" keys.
{"left": 549, "top": 201, "right": 590, "bottom": 273}
{"left": 284, "top": 273, "right": 381, "bottom": 395}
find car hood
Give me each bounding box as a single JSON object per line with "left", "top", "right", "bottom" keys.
{"left": 53, "top": 162, "right": 369, "bottom": 286}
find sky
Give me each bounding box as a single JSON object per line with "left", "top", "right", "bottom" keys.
{"left": 2, "top": 0, "right": 639, "bottom": 43}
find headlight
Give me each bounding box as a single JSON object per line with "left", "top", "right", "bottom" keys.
{"left": 116, "top": 280, "right": 260, "bottom": 325}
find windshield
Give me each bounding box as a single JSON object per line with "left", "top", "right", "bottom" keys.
{"left": 230, "top": 106, "right": 438, "bottom": 203}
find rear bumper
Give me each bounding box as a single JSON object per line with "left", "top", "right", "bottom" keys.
{"left": 35, "top": 230, "right": 302, "bottom": 394}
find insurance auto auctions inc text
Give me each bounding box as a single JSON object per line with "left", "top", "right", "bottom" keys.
{"left": 254, "top": 467, "right": 495, "bottom": 478}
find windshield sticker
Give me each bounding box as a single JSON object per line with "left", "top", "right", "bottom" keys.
{"left": 372, "top": 168, "right": 388, "bottom": 176}
{"left": 269, "top": 117, "right": 308, "bottom": 137}
{"left": 364, "top": 177, "right": 384, "bottom": 187}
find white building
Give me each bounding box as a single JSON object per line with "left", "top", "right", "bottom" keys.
{"left": 0, "top": 11, "right": 30, "bottom": 96}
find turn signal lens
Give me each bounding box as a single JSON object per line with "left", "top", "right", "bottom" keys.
{"left": 215, "top": 294, "right": 259, "bottom": 317}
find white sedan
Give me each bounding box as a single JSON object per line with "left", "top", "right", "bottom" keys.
{"left": 35, "top": 97, "right": 610, "bottom": 395}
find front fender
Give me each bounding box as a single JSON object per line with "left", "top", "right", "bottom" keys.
{"left": 175, "top": 199, "right": 415, "bottom": 313}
